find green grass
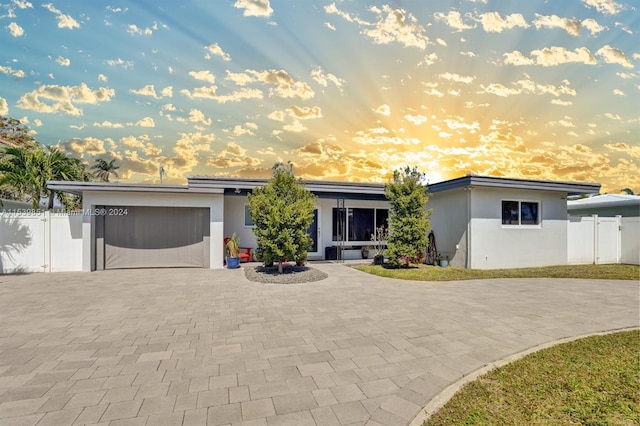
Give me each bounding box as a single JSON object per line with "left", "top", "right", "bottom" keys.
{"left": 424, "top": 330, "right": 640, "bottom": 426}
{"left": 355, "top": 263, "right": 640, "bottom": 281}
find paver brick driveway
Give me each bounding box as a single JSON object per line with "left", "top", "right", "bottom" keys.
{"left": 0, "top": 264, "right": 638, "bottom": 426}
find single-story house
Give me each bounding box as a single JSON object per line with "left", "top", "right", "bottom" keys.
{"left": 47, "top": 174, "right": 600, "bottom": 271}
{"left": 567, "top": 194, "right": 640, "bottom": 217}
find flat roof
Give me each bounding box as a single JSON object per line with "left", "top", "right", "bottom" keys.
{"left": 46, "top": 181, "right": 223, "bottom": 196}
{"left": 48, "top": 174, "right": 601, "bottom": 198}
{"left": 428, "top": 175, "right": 601, "bottom": 195}
{"left": 568, "top": 194, "right": 640, "bottom": 209}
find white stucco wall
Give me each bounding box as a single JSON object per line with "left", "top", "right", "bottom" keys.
{"left": 469, "top": 187, "right": 568, "bottom": 269}
{"left": 82, "top": 191, "right": 224, "bottom": 271}
{"left": 427, "top": 188, "right": 469, "bottom": 267}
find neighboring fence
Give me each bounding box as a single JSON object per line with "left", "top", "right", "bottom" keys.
{"left": 568, "top": 215, "right": 639, "bottom": 265}
{"left": 0, "top": 212, "right": 83, "bottom": 273}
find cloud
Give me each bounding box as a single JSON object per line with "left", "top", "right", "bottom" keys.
{"left": 12, "top": 1, "right": 33, "bottom": 9}
{"left": 310, "top": 67, "right": 345, "bottom": 90}
{"left": 205, "top": 43, "right": 231, "bottom": 61}
{"left": 233, "top": 0, "right": 273, "bottom": 17}
{"left": 581, "top": 0, "right": 624, "bottom": 15}
{"left": 282, "top": 119, "right": 306, "bottom": 133}
{"left": 595, "top": 45, "right": 634, "bottom": 68}
{"left": 480, "top": 78, "right": 576, "bottom": 98}
{"left": 127, "top": 24, "right": 153, "bottom": 35}
{"left": 460, "top": 51, "right": 477, "bottom": 58}
{"left": 605, "top": 142, "right": 640, "bottom": 159}
{"left": 189, "top": 70, "right": 216, "bottom": 84}
{"left": 374, "top": 104, "right": 391, "bottom": 116}
{"left": 207, "top": 142, "right": 261, "bottom": 168}
{"left": 98, "top": 74, "right": 108, "bottom": 82}
{"left": 327, "top": 3, "right": 429, "bottom": 49}
{"left": 180, "top": 85, "right": 264, "bottom": 103}
{"left": 130, "top": 85, "right": 161, "bottom": 98}
{"left": 504, "top": 47, "right": 597, "bottom": 67}
{"left": 126, "top": 117, "right": 155, "bottom": 127}
{"left": 613, "top": 89, "right": 625, "bottom": 96}
{"left": 478, "top": 12, "right": 529, "bottom": 33}
{"left": 0, "top": 65, "right": 25, "bottom": 79}
{"left": 55, "top": 56, "right": 70, "bottom": 67}
{"left": 0, "top": 97, "right": 8, "bottom": 115}
{"left": 532, "top": 14, "right": 605, "bottom": 36}
{"left": 188, "top": 109, "right": 211, "bottom": 126}
{"left": 105, "top": 58, "right": 135, "bottom": 69}
{"left": 225, "top": 69, "right": 314, "bottom": 99}
{"left": 17, "top": 83, "right": 115, "bottom": 116}
{"left": 363, "top": 5, "right": 429, "bottom": 50}
{"left": 93, "top": 120, "right": 123, "bottom": 128}
{"left": 282, "top": 106, "right": 320, "bottom": 121}
{"left": 231, "top": 123, "right": 256, "bottom": 136}
{"left": 405, "top": 114, "right": 427, "bottom": 125}
{"left": 42, "top": 3, "right": 79, "bottom": 29}
{"left": 439, "top": 72, "right": 475, "bottom": 84}
{"left": 58, "top": 137, "right": 107, "bottom": 158}
{"left": 434, "top": 10, "right": 474, "bottom": 31}
{"left": 7, "top": 22, "right": 24, "bottom": 37}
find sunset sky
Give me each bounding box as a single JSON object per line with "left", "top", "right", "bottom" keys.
{"left": 1, "top": 0, "right": 638, "bottom": 193}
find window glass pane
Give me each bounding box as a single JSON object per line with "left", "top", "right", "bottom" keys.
{"left": 375, "top": 209, "right": 389, "bottom": 233}
{"left": 244, "top": 205, "right": 254, "bottom": 226}
{"left": 349, "top": 208, "right": 374, "bottom": 241}
{"left": 502, "top": 201, "right": 519, "bottom": 225}
{"left": 332, "top": 208, "right": 346, "bottom": 241}
{"left": 520, "top": 202, "right": 539, "bottom": 225}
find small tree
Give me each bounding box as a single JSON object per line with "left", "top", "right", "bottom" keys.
{"left": 385, "top": 166, "right": 431, "bottom": 267}
{"left": 248, "top": 162, "right": 317, "bottom": 273}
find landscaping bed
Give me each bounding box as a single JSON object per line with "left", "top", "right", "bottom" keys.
{"left": 244, "top": 264, "right": 328, "bottom": 284}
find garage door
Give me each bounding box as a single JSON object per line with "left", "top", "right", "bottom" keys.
{"left": 98, "top": 206, "right": 210, "bottom": 269}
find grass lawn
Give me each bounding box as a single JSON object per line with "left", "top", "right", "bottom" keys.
{"left": 424, "top": 330, "right": 640, "bottom": 426}
{"left": 355, "top": 263, "right": 640, "bottom": 281}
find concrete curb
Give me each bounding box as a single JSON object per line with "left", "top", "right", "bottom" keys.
{"left": 409, "top": 326, "right": 640, "bottom": 426}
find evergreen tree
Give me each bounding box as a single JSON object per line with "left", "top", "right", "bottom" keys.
{"left": 248, "top": 162, "right": 317, "bottom": 273}
{"left": 385, "top": 166, "right": 431, "bottom": 267}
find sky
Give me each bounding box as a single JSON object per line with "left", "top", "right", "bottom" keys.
{"left": 1, "top": 0, "right": 638, "bottom": 193}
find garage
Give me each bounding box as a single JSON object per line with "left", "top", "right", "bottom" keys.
{"left": 95, "top": 206, "right": 210, "bottom": 269}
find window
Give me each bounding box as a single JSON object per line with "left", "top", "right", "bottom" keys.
{"left": 333, "top": 207, "right": 388, "bottom": 242}
{"left": 244, "top": 205, "right": 254, "bottom": 227}
{"left": 502, "top": 200, "right": 540, "bottom": 226}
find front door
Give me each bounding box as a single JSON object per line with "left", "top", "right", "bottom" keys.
{"left": 307, "top": 208, "right": 320, "bottom": 256}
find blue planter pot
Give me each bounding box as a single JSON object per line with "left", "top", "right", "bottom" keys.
{"left": 226, "top": 257, "right": 240, "bottom": 269}
{"left": 439, "top": 260, "right": 449, "bottom": 267}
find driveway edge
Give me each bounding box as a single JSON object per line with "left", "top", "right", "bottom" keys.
{"left": 408, "top": 326, "right": 640, "bottom": 426}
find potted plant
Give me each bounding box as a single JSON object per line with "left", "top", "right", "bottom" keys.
{"left": 226, "top": 233, "right": 241, "bottom": 269}
{"left": 361, "top": 245, "right": 371, "bottom": 259}
{"left": 371, "top": 226, "right": 388, "bottom": 265}
{"left": 436, "top": 253, "right": 449, "bottom": 267}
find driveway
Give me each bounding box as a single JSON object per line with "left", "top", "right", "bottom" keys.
{"left": 0, "top": 264, "right": 637, "bottom": 426}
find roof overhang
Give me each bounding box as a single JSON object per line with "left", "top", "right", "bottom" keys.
{"left": 187, "top": 176, "right": 387, "bottom": 199}
{"left": 46, "top": 180, "right": 223, "bottom": 196}
{"left": 428, "top": 175, "right": 601, "bottom": 196}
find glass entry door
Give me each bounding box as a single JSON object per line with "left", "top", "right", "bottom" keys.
{"left": 307, "top": 208, "right": 320, "bottom": 255}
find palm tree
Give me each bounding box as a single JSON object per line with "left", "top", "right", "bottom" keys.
{"left": 0, "top": 145, "right": 87, "bottom": 209}
{"left": 620, "top": 188, "right": 635, "bottom": 195}
{"left": 91, "top": 158, "right": 119, "bottom": 182}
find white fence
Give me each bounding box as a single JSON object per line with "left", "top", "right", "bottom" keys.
{"left": 0, "top": 212, "right": 83, "bottom": 273}
{"left": 568, "top": 215, "right": 639, "bottom": 265}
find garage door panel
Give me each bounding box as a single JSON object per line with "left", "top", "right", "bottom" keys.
{"left": 103, "top": 206, "right": 208, "bottom": 269}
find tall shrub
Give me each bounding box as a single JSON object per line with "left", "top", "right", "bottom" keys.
{"left": 248, "top": 162, "right": 317, "bottom": 273}
{"left": 385, "top": 166, "right": 431, "bottom": 267}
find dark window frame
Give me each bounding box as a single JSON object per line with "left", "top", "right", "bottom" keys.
{"left": 501, "top": 200, "right": 541, "bottom": 226}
